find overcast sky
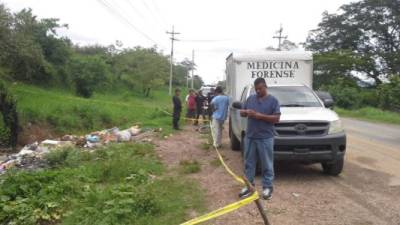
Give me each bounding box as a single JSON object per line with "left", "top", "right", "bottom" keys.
{"left": 4, "top": 0, "right": 354, "bottom": 84}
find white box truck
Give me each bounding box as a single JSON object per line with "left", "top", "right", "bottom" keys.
{"left": 227, "top": 51, "right": 346, "bottom": 175}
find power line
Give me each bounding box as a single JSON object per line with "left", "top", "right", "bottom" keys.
{"left": 149, "top": 0, "right": 169, "bottom": 29}
{"left": 97, "top": 0, "right": 162, "bottom": 47}
{"left": 124, "top": 0, "right": 146, "bottom": 19}
{"left": 139, "top": 0, "right": 168, "bottom": 31}
{"left": 180, "top": 39, "right": 236, "bottom": 43}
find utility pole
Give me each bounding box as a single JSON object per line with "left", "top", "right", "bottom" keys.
{"left": 191, "top": 49, "right": 195, "bottom": 89}
{"left": 186, "top": 70, "right": 189, "bottom": 88}
{"left": 166, "top": 25, "right": 180, "bottom": 95}
{"left": 273, "top": 24, "right": 287, "bottom": 51}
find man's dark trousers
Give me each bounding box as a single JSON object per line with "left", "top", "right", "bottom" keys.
{"left": 173, "top": 110, "right": 180, "bottom": 129}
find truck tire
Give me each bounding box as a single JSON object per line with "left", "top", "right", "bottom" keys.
{"left": 321, "top": 158, "right": 344, "bottom": 176}
{"left": 229, "top": 120, "right": 241, "bottom": 151}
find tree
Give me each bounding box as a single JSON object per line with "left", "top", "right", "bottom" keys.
{"left": 114, "top": 47, "right": 169, "bottom": 97}
{"left": 266, "top": 39, "right": 299, "bottom": 51}
{"left": 173, "top": 64, "right": 189, "bottom": 86}
{"left": 0, "top": 7, "right": 72, "bottom": 85}
{"left": 68, "top": 55, "right": 110, "bottom": 98}
{"left": 305, "top": 0, "right": 400, "bottom": 85}
{"left": 190, "top": 75, "right": 204, "bottom": 90}
{"left": 313, "top": 50, "right": 367, "bottom": 89}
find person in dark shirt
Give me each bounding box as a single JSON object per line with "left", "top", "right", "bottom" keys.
{"left": 194, "top": 90, "right": 206, "bottom": 125}
{"left": 206, "top": 88, "right": 215, "bottom": 119}
{"left": 172, "top": 88, "right": 182, "bottom": 130}
{"left": 239, "top": 78, "right": 281, "bottom": 201}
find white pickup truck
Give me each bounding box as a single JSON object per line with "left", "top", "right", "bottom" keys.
{"left": 227, "top": 51, "right": 346, "bottom": 175}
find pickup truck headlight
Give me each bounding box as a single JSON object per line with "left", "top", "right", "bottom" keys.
{"left": 328, "top": 120, "right": 344, "bottom": 134}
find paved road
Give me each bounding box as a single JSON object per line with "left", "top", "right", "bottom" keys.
{"left": 211, "top": 117, "right": 400, "bottom": 225}
{"left": 342, "top": 117, "right": 400, "bottom": 149}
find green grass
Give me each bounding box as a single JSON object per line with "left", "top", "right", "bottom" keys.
{"left": 210, "top": 158, "right": 222, "bottom": 167}
{"left": 0, "top": 143, "right": 205, "bottom": 225}
{"left": 335, "top": 107, "right": 400, "bottom": 125}
{"left": 179, "top": 160, "right": 201, "bottom": 174}
{"left": 9, "top": 83, "right": 176, "bottom": 135}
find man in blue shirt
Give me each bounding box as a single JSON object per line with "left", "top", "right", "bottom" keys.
{"left": 210, "top": 86, "right": 229, "bottom": 148}
{"left": 239, "top": 78, "right": 280, "bottom": 200}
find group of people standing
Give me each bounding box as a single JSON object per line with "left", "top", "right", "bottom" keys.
{"left": 172, "top": 86, "right": 229, "bottom": 147}
{"left": 185, "top": 89, "right": 213, "bottom": 125}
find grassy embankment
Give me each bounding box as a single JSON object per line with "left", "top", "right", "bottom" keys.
{"left": 0, "top": 84, "right": 204, "bottom": 225}
{"left": 9, "top": 83, "right": 178, "bottom": 135}
{"left": 335, "top": 107, "right": 400, "bottom": 125}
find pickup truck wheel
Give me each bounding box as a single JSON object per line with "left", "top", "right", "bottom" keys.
{"left": 229, "top": 120, "right": 241, "bottom": 151}
{"left": 321, "top": 158, "right": 344, "bottom": 176}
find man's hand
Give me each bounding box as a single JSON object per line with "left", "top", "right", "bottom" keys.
{"left": 240, "top": 109, "right": 248, "bottom": 117}
{"left": 246, "top": 109, "right": 257, "bottom": 118}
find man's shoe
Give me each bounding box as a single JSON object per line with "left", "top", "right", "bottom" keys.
{"left": 238, "top": 187, "right": 251, "bottom": 198}
{"left": 262, "top": 187, "right": 273, "bottom": 200}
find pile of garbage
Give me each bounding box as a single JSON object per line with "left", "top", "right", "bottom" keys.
{"left": 0, "top": 125, "right": 158, "bottom": 174}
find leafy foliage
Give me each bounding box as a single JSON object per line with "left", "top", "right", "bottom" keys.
{"left": 0, "top": 4, "right": 190, "bottom": 98}
{"left": 306, "top": 0, "right": 400, "bottom": 85}
{"left": 114, "top": 47, "right": 169, "bottom": 97}
{"left": 68, "top": 55, "right": 110, "bottom": 98}
{"left": 377, "top": 76, "right": 400, "bottom": 111}
{"left": 0, "top": 144, "right": 205, "bottom": 225}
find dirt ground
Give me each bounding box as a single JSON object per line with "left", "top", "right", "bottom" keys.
{"left": 155, "top": 121, "right": 400, "bottom": 225}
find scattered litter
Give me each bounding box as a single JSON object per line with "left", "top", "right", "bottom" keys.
{"left": 116, "top": 130, "right": 132, "bottom": 142}
{"left": 41, "top": 140, "right": 60, "bottom": 146}
{"left": 292, "top": 193, "right": 300, "bottom": 198}
{"left": 129, "top": 126, "right": 141, "bottom": 136}
{"left": 154, "top": 127, "right": 163, "bottom": 132}
{"left": 85, "top": 142, "right": 103, "bottom": 148}
{"left": 0, "top": 124, "right": 154, "bottom": 175}
{"left": 86, "top": 135, "right": 100, "bottom": 143}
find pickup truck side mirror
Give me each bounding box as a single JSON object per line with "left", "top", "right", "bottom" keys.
{"left": 232, "top": 101, "right": 243, "bottom": 109}
{"left": 315, "top": 91, "right": 334, "bottom": 108}
{"left": 323, "top": 98, "right": 334, "bottom": 108}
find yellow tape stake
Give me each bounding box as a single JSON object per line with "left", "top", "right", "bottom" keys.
{"left": 180, "top": 192, "right": 259, "bottom": 225}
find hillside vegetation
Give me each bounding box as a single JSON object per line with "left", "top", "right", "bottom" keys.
{"left": 9, "top": 83, "right": 174, "bottom": 136}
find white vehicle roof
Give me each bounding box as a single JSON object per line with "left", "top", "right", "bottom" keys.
{"left": 227, "top": 51, "right": 313, "bottom": 62}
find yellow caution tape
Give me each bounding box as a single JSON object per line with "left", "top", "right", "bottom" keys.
{"left": 210, "top": 121, "right": 245, "bottom": 184}
{"left": 160, "top": 109, "right": 259, "bottom": 225}
{"left": 180, "top": 191, "right": 259, "bottom": 225}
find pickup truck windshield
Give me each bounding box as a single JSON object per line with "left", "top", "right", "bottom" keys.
{"left": 267, "top": 86, "right": 322, "bottom": 107}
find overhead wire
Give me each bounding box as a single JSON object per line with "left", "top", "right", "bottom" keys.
{"left": 96, "top": 0, "right": 166, "bottom": 49}
{"left": 138, "top": 0, "right": 168, "bottom": 32}
{"left": 149, "top": 0, "right": 169, "bottom": 29}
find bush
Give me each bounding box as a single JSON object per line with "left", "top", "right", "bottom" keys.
{"left": 325, "top": 85, "right": 363, "bottom": 109}
{"left": 0, "top": 143, "right": 204, "bottom": 225}
{"left": 378, "top": 76, "right": 400, "bottom": 112}
{"left": 0, "top": 81, "right": 18, "bottom": 148}
{"left": 68, "top": 55, "right": 110, "bottom": 98}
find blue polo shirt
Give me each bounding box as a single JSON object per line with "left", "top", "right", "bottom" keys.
{"left": 244, "top": 94, "right": 280, "bottom": 139}
{"left": 211, "top": 95, "right": 229, "bottom": 121}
